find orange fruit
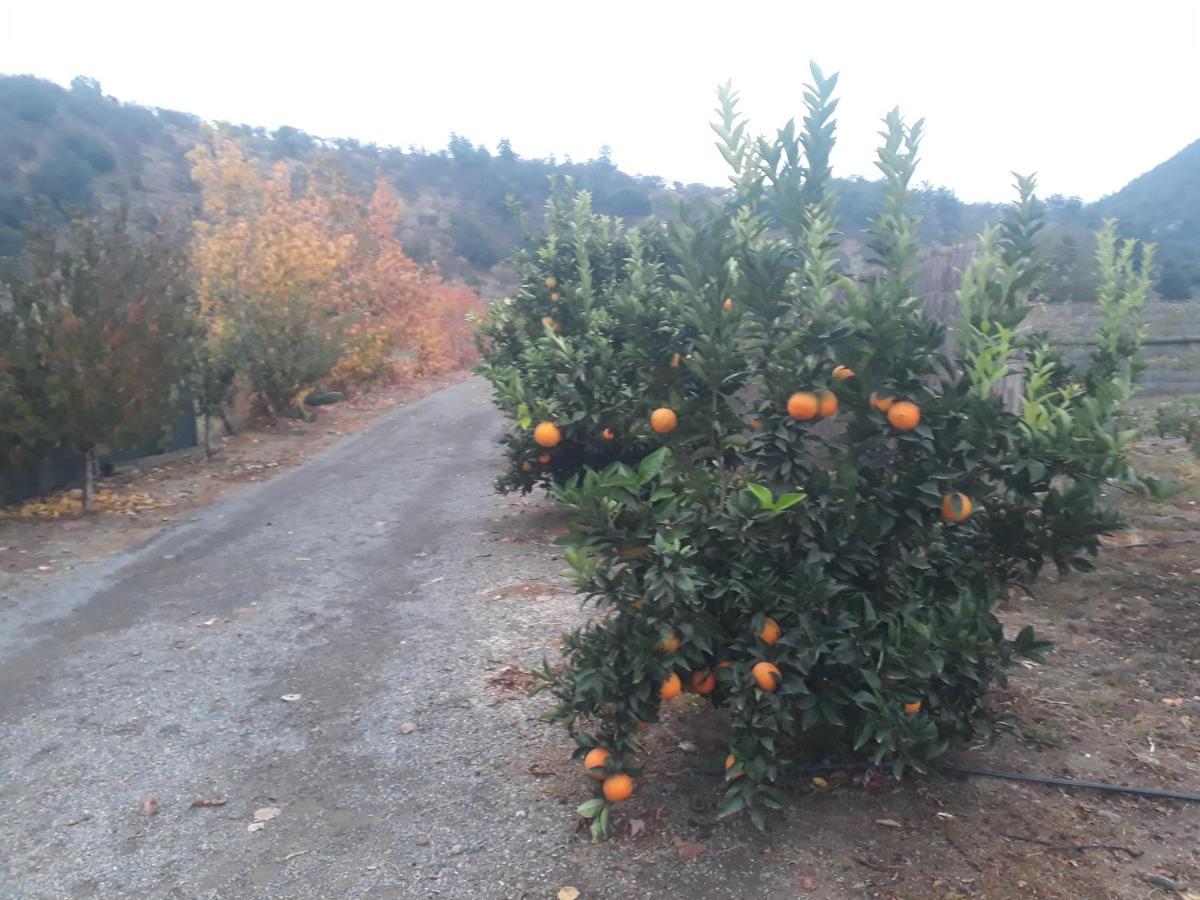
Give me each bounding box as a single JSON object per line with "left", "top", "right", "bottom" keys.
{"left": 584, "top": 747, "right": 610, "bottom": 778}
{"left": 723, "top": 298, "right": 734, "bottom": 311}
{"left": 545, "top": 276, "right": 557, "bottom": 289}
{"left": 533, "top": 421, "right": 561, "bottom": 448}
{"left": 941, "top": 492, "right": 973, "bottom": 523}
{"left": 869, "top": 392, "right": 895, "bottom": 413}
{"left": 832, "top": 365, "right": 855, "bottom": 380}
{"left": 817, "top": 390, "right": 839, "bottom": 417}
{"left": 660, "top": 672, "right": 683, "bottom": 700}
{"left": 601, "top": 427, "right": 615, "bottom": 441}
{"left": 658, "top": 630, "right": 681, "bottom": 653}
{"left": 670, "top": 353, "right": 681, "bottom": 368}
{"left": 691, "top": 669, "right": 716, "bottom": 695}
{"left": 725, "top": 754, "right": 744, "bottom": 779}
{"left": 787, "top": 392, "right": 819, "bottom": 421}
{"left": 650, "top": 408, "right": 678, "bottom": 433}
{"left": 550, "top": 291, "right": 561, "bottom": 302}
{"left": 887, "top": 401, "right": 921, "bottom": 431}
{"left": 537, "top": 453, "right": 551, "bottom": 465}
{"left": 521, "top": 462, "right": 534, "bottom": 473}
{"left": 758, "top": 616, "right": 782, "bottom": 646}
{"left": 749, "top": 418, "right": 764, "bottom": 432}
{"left": 904, "top": 701, "right": 922, "bottom": 714}
{"left": 752, "top": 661, "right": 782, "bottom": 692}
{"left": 603, "top": 773, "right": 634, "bottom": 802}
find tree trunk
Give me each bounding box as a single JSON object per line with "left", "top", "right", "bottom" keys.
{"left": 203, "top": 412, "right": 212, "bottom": 460}
{"left": 219, "top": 407, "right": 236, "bottom": 436}
{"left": 81, "top": 448, "right": 95, "bottom": 513}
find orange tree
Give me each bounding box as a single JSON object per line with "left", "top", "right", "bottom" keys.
{"left": 480, "top": 66, "right": 1154, "bottom": 837}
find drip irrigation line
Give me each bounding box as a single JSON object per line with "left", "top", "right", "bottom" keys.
{"left": 683, "top": 761, "right": 1200, "bottom": 803}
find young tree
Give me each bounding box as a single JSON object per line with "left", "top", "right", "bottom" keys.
{"left": 189, "top": 133, "right": 355, "bottom": 417}
{"left": 479, "top": 66, "right": 1154, "bottom": 836}
{"left": 0, "top": 210, "right": 192, "bottom": 509}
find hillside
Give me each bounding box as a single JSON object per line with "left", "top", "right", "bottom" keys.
{"left": 0, "top": 73, "right": 1194, "bottom": 299}
{"left": 1094, "top": 138, "right": 1200, "bottom": 299}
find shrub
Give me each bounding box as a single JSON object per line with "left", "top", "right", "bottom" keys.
{"left": 480, "top": 66, "right": 1152, "bottom": 837}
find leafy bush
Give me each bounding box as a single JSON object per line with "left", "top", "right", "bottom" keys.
{"left": 1155, "top": 398, "right": 1200, "bottom": 456}
{"left": 479, "top": 66, "right": 1152, "bottom": 836}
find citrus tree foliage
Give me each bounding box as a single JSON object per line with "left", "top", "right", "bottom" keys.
{"left": 478, "top": 66, "right": 1153, "bottom": 836}
{"left": 0, "top": 210, "right": 192, "bottom": 507}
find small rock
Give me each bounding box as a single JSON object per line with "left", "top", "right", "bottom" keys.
{"left": 400, "top": 722, "right": 417, "bottom": 734}
{"left": 450, "top": 844, "right": 464, "bottom": 855}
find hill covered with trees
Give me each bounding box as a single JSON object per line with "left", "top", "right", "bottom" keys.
{"left": 0, "top": 73, "right": 1195, "bottom": 299}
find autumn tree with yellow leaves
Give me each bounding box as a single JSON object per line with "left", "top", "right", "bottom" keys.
{"left": 189, "top": 133, "right": 480, "bottom": 418}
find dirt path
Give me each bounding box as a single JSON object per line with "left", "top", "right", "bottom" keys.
{"left": 1, "top": 378, "right": 1197, "bottom": 899}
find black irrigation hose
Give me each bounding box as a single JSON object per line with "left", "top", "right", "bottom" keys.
{"left": 684, "top": 761, "right": 1200, "bottom": 803}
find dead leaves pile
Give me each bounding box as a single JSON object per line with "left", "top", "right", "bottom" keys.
{"left": 1, "top": 487, "right": 173, "bottom": 520}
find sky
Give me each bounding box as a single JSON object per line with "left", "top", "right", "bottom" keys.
{"left": 2, "top": 0, "right": 1198, "bottom": 203}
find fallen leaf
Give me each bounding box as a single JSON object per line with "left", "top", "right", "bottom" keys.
{"left": 676, "top": 841, "right": 707, "bottom": 861}
{"left": 201, "top": 618, "right": 218, "bottom": 627}
{"left": 935, "top": 811, "right": 957, "bottom": 820}
{"left": 557, "top": 888, "right": 581, "bottom": 900}
{"left": 1161, "top": 698, "right": 1184, "bottom": 707}
{"left": 142, "top": 797, "right": 159, "bottom": 816}
{"left": 247, "top": 821, "right": 265, "bottom": 832}
{"left": 811, "top": 776, "right": 829, "bottom": 788}
{"left": 253, "top": 806, "right": 281, "bottom": 822}
{"left": 280, "top": 694, "right": 302, "bottom": 702}
{"left": 399, "top": 722, "right": 417, "bottom": 734}
{"left": 801, "top": 875, "right": 818, "bottom": 891}
{"left": 875, "top": 818, "right": 903, "bottom": 829}
{"left": 677, "top": 741, "right": 697, "bottom": 752}
{"left": 628, "top": 818, "right": 646, "bottom": 838}
{"left": 189, "top": 798, "right": 227, "bottom": 808}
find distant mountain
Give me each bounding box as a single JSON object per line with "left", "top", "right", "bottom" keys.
{"left": 0, "top": 73, "right": 1193, "bottom": 299}
{"left": 1093, "top": 139, "right": 1200, "bottom": 299}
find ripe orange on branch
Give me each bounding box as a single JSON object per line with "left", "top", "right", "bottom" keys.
{"left": 832, "top": 365, "right": 855, "bottom": 380}
{"left": 787, "top": 392, "right": 819, "bottom": 421}
{"left": 658, "top": 630, "right": 681, "bottom": 653}
{"left": 752, "top": 662, "right": 782, "bottom": 692}
{"left": 584, "top": 747, "right": 611, "bottom": 778}
{"left": 757, "top": 617, "right": 782, "bottom": 646}
{"left": 941, "top": 492, "right": 973, "bottom": 522}
{"left": 650, "top": 408, "right": 678, "bottom": 433}
{"left": 660, "top": 672, "right": 683, "bottom": 700}
{"left": 887, "top": 401, "right": 921, "bottom": 431}
{"left": 601, "top": 427, "right": 615, "bottom": 441}
{"left": 603, "top": 773, "right": 634, "bottom": 802}
{"left": 817, "top": 390, "right": 839, "bottom": 417}
{"left": 691, "top": 669, "right": 716, "bottom": 695}
{"left": 533, "top": 421, "right": 561, "bottom": 447}
{"left": 869, "top": 392, "right": 895, "bottom": 413}
{"left": 544, "top": 276, "right": 557, "bottom": 289}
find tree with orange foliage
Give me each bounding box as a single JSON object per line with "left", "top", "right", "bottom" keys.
{"left": 189, "top": 133, "right": 356, "bottom": 416}
{"left": 333, "top": 180, "right": 479, "bottom": 387}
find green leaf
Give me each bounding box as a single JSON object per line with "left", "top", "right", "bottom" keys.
{"left": 577, "top": 798, "right": 605, "bottom": 819}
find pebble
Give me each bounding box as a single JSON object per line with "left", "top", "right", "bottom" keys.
{"left": 450, "top": 844, "right": 464, "bottom": 855}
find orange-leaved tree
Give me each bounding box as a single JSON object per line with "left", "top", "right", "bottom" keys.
{"left": 190, "top": 133, "right": 356, "bottom": 416}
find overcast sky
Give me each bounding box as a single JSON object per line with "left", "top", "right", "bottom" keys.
{"left": 2, "top": 1, "right": 1197, "bottom": 203}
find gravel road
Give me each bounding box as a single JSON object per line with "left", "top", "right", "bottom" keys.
{"left": 0, "top": 378, "right": 611, "bottom": 899}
